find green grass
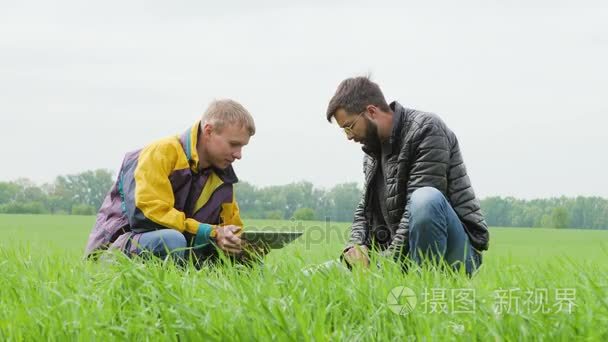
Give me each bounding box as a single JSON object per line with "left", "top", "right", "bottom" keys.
{"left": 1, "top": 214, "right": 607, "bottom": 340}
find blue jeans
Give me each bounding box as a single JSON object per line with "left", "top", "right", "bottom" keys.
{"left": 408, "top": 187, "right": 482, "bottom": 275}
{"left": 131, "top": 229, "right": 188, "bottom": 261}
{"left": 125, "top": 229, "right": 261, "bottom": 268}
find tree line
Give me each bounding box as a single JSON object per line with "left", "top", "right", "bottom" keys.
{"left": 0, "top": 169, "right": 606, "bottom": 229}
{"left": 480, "top": 196, "right": 608, "bottom": 229}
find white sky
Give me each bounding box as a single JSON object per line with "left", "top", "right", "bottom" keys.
{"left": 1, "top": 0, "right": 606, "bottom": 199}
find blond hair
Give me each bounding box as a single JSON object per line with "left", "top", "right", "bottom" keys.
{"left": 201, "top": 99, "right": 256, "bottom": 136}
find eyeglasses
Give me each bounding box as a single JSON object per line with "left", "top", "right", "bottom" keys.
{"left": 343, "top": 110, "right": 366, "bottom": 136}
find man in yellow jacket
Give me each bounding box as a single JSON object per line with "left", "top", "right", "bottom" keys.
{"left": 85, "top": 99, "right": 255, "bottom": 267}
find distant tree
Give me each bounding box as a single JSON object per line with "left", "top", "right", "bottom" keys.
{"left": 325, "top": 183, "right": 362, "bottom": 222}
{"left": 292, "top": 207, "right": 315, "bottom": 221}
{"left": 71, "top": 204, "right": 96, "bottom": 216}
{"left": 481, "top": 196, "right": 514, "bottom": 227}
{"left": 53, "top": 169, "right": 114, "bottom": 212}
{"left": 0, "top": 182, "right": 20, "bottom": 205}
{"left": 12, "top": 178, "right": 47, "bottom": 204}
{"left": 264, "top": 210, "right": 284, "bottom": 220}
{"left": 551, "top": 207, "right": 569, "bottom": 229}
{"left": 234, "top": 181, "right": 258, "bottom": 216}
{"left": 282, "top": 182, "right": 315, "bottom": 219}
{"left": 540, "top": 214, "right": 553, "bottom": 228}
{"left": 0, "top": 201, "right": 46, "bottom": 214}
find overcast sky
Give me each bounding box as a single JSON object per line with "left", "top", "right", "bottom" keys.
{"left": 1, "top": 0, "right": 606, "bottom": 199}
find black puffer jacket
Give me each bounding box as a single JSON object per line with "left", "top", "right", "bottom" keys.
{"left": 348, "top": 101, "right": 490, "bottom": 259}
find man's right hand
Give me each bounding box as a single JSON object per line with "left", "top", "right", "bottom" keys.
{"left": 214, "top": 225, "right": 243, "bottom": 255}
{"left": 343, "top": 244, "right": 370, "bottom": 268}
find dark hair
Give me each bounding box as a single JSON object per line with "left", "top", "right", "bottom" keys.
{"left": 326, "top": 76, "right": 390, "bottom": 122}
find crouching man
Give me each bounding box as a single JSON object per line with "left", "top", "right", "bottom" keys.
{"left": 85, "top": 99, "right": 257, "bottom": 267}
{"left": 326, "top": 77, "right": 490, "bottom": 275}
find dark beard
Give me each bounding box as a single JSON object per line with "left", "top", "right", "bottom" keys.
{"left": 362, "top": 118, "right": 381, "bottom": 152}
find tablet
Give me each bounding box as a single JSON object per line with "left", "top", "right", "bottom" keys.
{"left": 241, "top": 231, "right": 303, "bottom": 249}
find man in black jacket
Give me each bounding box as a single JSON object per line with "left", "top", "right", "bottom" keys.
{"left": 326, "top": 76, "right": 489, "bottom": 275}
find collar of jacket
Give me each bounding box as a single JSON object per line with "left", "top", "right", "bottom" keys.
{"left": 361, "top": 101, "right": 406, "bottom": 157}
{"left": 179, "top": 120, "right": 239, "bottom": 184}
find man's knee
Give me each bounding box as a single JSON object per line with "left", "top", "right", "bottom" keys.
{"left": 138, "top": 229, "right": 187, "bottom": 258}
{"left": 410, "top": 187, "right": 446, "bottom": 226}
{"left": 157, "top": 229, "right": 187, "bottom": 252}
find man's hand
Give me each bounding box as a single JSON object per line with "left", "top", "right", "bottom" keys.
{"left": 214, "top": 225, "right": 243, "bottom": 255}
{"left": 343, "top": 245, "right": 370, "bottom": 268}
